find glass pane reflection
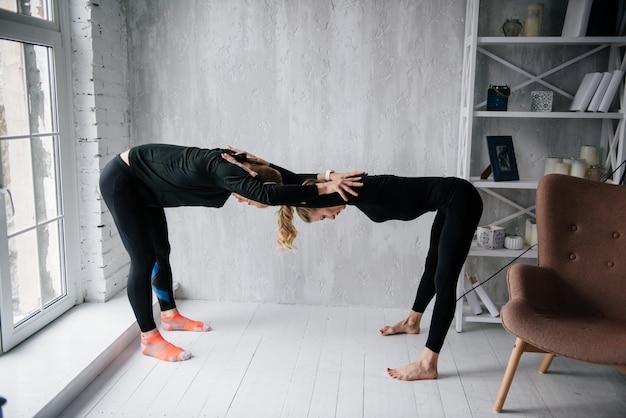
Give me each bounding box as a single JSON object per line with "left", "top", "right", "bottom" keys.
{"left": 2, "top": 138, "right": 36, "bottom": 234}
{"left": 0, "top": 0, "right": 52, "bottom": 21}
{"left": 10, "top": 229, "right": 41, "bottom": 325}
{"left": 27, "top": 44, "right": 55, "bottom": 134}
{"left": 41, "top": 220, "right": 63, "bottom": 307}
{"left": 33, "top": 136, "right": 60, "bottom": 222}
{"left": 0, "top": 39, "right": 30, "bottom": 137}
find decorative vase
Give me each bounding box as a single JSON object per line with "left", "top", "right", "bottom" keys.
{"left": 476, "top": 226, "right": 506, "bottom": 249}
{"left": 501, "top": 18, "right": 523, "bottom": 37}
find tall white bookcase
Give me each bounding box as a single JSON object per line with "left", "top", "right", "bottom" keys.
{"left": 455, "top": 0, "right": 626, "bottom": 331}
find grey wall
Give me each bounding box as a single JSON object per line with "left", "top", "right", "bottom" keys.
{"left": 125, "top": 0, "right": 467, "bottom": 308}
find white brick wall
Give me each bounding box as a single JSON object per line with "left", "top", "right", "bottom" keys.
{"left": 70, "top": 0, "right": 130, "bottom": 302}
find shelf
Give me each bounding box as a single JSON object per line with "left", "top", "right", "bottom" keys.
{"left": 456, "top": 0, "right": 626, "bottom": 332}
{"left": 474, "top": 111, "right": 624, "bottom": 119}
{"left": 455, "top": 303, "right": 502, "bottom": 330}
{"left": 477, "top": 36, "right": 626, "bottom": 46}
{"left": 463, "top": 314, "right": 502, "bottom": 324}
{"left": 468, "top": 241, "right": 537, "bottom": 258}
{"left": 470, "top": 178, "right": 539, "bottom": 189}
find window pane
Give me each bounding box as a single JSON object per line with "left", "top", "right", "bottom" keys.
{"left": 2, "top": 138, "right": 36, "bottom": 234}
{"left": 10, "top": 229, "right": 41, "bottom": 325}
{"left": 27, "top": 44, "right": 55, "bottom": 134}
{"left": 0, "top": 0, "right": 52, "bottom": 21}
{"left": 41, "top": 220, "right": 63, "bottom": 306}
{"left": 0, "top": 39, "right": 30, "bottom": 137}
{"left": 33, "top": 136, "right": 60, "bottom": 222}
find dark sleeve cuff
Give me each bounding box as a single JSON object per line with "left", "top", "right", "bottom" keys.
{"left": 294, "top": 193, "right": 346, "bottom": 208}
{"left": 269, "top": 163, "right": 317, "bottom": 185}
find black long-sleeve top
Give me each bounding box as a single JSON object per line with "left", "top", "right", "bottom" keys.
{"left": 128, "top": 144, "right": 320, "bottom": 208}
{"left": 271, "top": 164, "right": 471, "bottom": 223}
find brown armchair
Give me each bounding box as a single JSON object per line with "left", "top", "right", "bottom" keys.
{"left": 494, "top": 174, "right": 626, "bottom": 412}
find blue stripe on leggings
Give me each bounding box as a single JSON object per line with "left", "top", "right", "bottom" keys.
{"left": 152, "top": 286, "right": 170, "bottom": 303}
{"left": 151, "top": 262, "right": 170, "bottom": 302}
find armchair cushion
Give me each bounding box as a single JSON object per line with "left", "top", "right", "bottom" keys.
{"left": 503, "top": 264, "right": 626, "bottom": 366}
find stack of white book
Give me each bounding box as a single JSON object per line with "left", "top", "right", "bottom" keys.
{"left": 569, "top": 70, "right": 624, "bottom": 112}
{"left": 562, "top": 0, "right": 595, "bottom": 37}
{"left": 562, "top": 0, "right": 626, "bottom": 37}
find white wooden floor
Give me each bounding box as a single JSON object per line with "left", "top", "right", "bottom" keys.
{"left": 64, "top": 300, "right": 626, "bottom": 418}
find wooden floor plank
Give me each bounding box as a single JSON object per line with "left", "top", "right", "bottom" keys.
{"left": 141, "top": 300, "right": 230, "bottom": 417}
{"left": 335, "top": 307, "right": 366, "bottom": 418}
{"left": 62, "top": 335, "right": 140, "bottom": 417}
{"left": 307, "top": 306, "right": 349, "bottom": 418}
{"left": 84, "top": 350, "right": 159, "bottom": 416}
{"left": 64, "top": 302, "right": 626, "bottom": 417}
{"left": 225, "top": 304, "right": 313, "bottom": 417}
{"left": 170, "top": 302, "right": 261, "bottom": 416}
{"left": 362, "top": 307, "right": 420, "bottom": 417}
{"left": 435, "top": 330, "right": 473, "bottom": 418}
{"left": 278, "top": 305, "right": 328, "bottom": 418}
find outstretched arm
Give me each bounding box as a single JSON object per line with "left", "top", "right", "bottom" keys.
{"left": 220, "top": 152, "right": 363, "bottom": 203}
{"left": 226, "top": 145, "right": 367, "bottom": 184}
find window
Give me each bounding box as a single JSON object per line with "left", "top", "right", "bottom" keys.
{"left": 0, "top": 0, "right": 52, "bottom": 20}
{"left": 0, "top": 0, "right": 78, "bottom": 352}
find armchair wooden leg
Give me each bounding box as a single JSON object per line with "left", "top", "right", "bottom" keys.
{"left": 494, "top": 337, "right": 527, "bottom": 412}
{"left": 614, "top": 365, "right": 626, "bottom": 374}
{"left": 538, "top": 353, "right": 555, "bottom": 373}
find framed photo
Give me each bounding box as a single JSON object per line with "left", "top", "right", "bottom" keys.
{"left": 486, "top": 136, "right": 519, "bottom": 181}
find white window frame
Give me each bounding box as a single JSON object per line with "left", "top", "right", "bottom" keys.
{"left": 0, "top": 0, "right": 80, "bottom": 352}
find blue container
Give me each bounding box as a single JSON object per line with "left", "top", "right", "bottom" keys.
{"left": 487, "top": 85, "right": 510, "bottom": 111}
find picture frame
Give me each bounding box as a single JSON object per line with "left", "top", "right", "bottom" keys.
{"left": 486, "top": 136, "right": 519, "bottom": 181}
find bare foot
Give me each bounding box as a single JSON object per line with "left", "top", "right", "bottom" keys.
{"left": 387, "top": 348, "right": 439, "bottom": 381}
{"left": 379, "top": 311, "right": 422, "bottom": 336}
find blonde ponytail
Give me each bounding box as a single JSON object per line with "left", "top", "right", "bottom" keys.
{"left": 277, "top": 205, "right": 299, "bottom": 251}
{"left": 274, "top": 178, "right": 319, "bottom": 251}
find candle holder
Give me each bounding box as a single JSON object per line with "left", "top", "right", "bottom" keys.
{"left": 586, "top": 164, "right": 606, "bottom": 182}
{"left": 504, "top": 235, "right": 524, "bottom": 250}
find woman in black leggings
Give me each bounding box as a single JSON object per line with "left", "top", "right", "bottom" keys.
{"left": 297, "top": 176, "right": 481, "bottom": 380}
{"left": 224, "top": 151, "right": 484, "bottom": 381}
{"left": 99, "top": 143, "right": 363, "bottom": 362}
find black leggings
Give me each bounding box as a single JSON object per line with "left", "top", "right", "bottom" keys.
{"left": 99, "top": 156, "right": 176, "bottom": 332}
{"left": 410, "top": 178, "right": 482, "bottom": 353}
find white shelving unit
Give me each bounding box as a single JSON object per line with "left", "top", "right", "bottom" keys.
{"left": 455, "top": 0, "right": 626, "bottom": 331}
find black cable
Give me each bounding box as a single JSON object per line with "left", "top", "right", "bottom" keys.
{"left": 457, "top": 159, "right": 624, "bottom": 304}
{"left": 456, "top": 244, "right": 538, "bottom": 302}
{"left": 602, "top": 159, "right": 626, "bottom": 185}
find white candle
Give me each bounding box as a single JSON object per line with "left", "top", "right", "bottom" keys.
{"left": 571, "top": 159, "right": 587, "bottom": 177}
{"left": 525, "top": 219, "right": 536, "bottom": 245}
{"left": 580, "top": 145, "right": 599, "bottom": 166}
{"left": 544, "top": 157, "right": 562, "bottom": 175}
{"left": 523, "top": 3, "right": 544, "bottom": 37}
{"left": 553, "top": 162, "right": 570, "bottom": 175}
{"left": 530, "top": 223, "right": 538, "bottom": 246}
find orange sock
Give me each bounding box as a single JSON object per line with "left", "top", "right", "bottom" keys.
{"left": 161, "top": 312, "right": 211, "bottom": 332}
{"left": 141, "top": 332, "right": 191, "bottom": 362}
